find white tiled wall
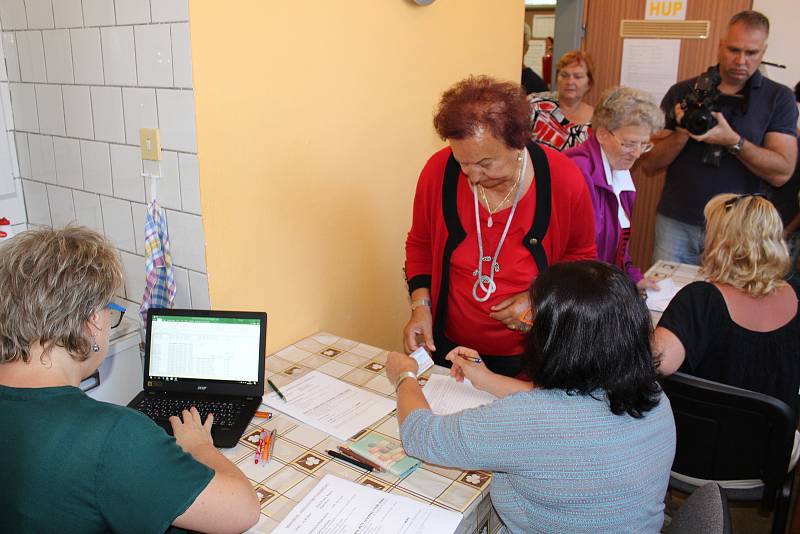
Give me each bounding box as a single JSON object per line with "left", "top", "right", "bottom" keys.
{"left": 0, "top": 0, "right": 210, "bottom": 317}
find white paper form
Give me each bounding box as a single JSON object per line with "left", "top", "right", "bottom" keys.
{"left": 262, "top": 371, "right": 395, "bottom": 441}
{"left": 273, "top": 474, "right": 462, "bottom": 534}
{"left": 646, "top": 277, "right": 681, "bottom": 313}
{"left": 620, "top": 38, "right": 681, "bottom": 105}
{"left": 422, "top": 374, "right": 497, "bottom": 415}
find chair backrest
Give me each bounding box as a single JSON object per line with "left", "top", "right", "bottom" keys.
{"left": 660, "top": 372, "right": 796, "bottom": 510}
{"left": 664, "top": 482, "right": 732, "bottom": 534}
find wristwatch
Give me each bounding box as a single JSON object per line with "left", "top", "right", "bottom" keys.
{"left": 410, "top": 298, "right": 432, "bottom": 311}
{"left": 727, "top": 136, "right": 745, "bottom": 156}
{"left": 394, "top": 371, "right": 418, "bottom": 391}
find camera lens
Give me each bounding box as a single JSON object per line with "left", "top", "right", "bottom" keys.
{"left": 684, "top": 108, "right": 716, "bottom": 136}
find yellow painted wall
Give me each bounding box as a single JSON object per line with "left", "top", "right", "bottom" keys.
{"left": 189, "top": 0, "right": 522, "bottom": 353}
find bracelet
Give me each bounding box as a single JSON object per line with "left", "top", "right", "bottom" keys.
{"left": 394, "top": 371, "right": 418, "bottom": 391}
{"left": 410, "top": 298, "right": 432, "bottom": 311}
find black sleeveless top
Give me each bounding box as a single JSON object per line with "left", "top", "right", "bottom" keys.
{"left": 659, "top": 280, "right": 800, "bottom": 417}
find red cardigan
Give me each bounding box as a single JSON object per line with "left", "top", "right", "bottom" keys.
{"left": 405, "top": 143, "right": 597, "bottom": 356}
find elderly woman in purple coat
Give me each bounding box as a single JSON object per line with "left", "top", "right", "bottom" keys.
{"left": 565, "top": 86, "right": 664, "bottom": 290}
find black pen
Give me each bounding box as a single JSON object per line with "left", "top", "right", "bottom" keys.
{"left": 267, "top": 379, "right": 287, "bottom": 401}
{"left": 326, "top": 450, "right": 373, "bottom": 472}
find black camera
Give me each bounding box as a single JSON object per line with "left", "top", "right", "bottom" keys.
{"left": 679, "top": 66, "right": 722, "bottom": 135}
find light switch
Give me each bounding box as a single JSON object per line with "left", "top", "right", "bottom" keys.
{"left": 139, "top": 128, "right": 162, "bottom": 161}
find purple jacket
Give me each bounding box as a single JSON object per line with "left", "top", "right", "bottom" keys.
{"left": 564, "top": 135, "right": 643, "bottom": 283}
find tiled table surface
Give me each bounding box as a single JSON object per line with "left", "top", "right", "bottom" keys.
{"left": 645, "top": 260, "right": 702, "bottom": 324}
{"left": 228, "top": 332, "right": 502, "bottom": 534}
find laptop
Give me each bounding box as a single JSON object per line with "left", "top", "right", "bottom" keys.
{"left": 128, "top": 308, "right": 267, "bottom": 448}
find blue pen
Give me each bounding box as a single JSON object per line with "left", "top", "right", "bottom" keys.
{"left": 459, "top": 353, "right": 482, "bottom": 364}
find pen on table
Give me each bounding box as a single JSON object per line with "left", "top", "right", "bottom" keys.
{"left": 254, "top": 410, "right": 272, "bottom": 419}
{"left": 254, "top": 429, "right": 266, "bottom": 464}
{"left": 338, "top": 446, "right": 383, "bottom": 472}
{"left": 265, "top": 429, "right": 276, "bottom": 462}
{"left": 267, "top": 379, "right": 287, "bottom": 401}
{"left": 326, "top": 449, "right": 374, "bottom": 472}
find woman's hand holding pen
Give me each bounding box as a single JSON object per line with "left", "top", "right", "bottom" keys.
{"left": 446, "top": 346, "right": 495, "bottom": 392}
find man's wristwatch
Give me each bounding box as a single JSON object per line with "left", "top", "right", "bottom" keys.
{"left": 727, "top": 136, "right": 744, "bottom": 156}
{"left": 394, "top": 371, "right": 417, "bottom": 391}
{"left": 410, "top": 298, "right": 432, "bottom": 311}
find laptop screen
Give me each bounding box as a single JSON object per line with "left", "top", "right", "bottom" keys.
{"left": 144, "top": 309, "right": 267, "bottom": 396}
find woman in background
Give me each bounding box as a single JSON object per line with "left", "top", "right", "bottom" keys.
{"left": 654, "top": 193, "right": 800, "bottom": 417}
{"left": 529, "top": 50, "right": 595, "bottom": 151}
{"left": 565, "top": 86, "right": 664, "bottom": 290}
{"left": 0, "top": 227, "right": 260, "bottom": 534}
{"left": 389, "top": 261, "right": 675, "bottom": 534}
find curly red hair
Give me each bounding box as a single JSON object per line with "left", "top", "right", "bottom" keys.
{"left": 433, "top": 76, "right": 530, "bottom": 149}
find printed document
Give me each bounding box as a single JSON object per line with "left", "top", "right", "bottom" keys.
{"left": 422, "top": 374, "right": 497, "bottom": 415}
{"left": 262, "top": 371, "right": 395, "bottom": 440}
{"left": 272, "top": 474, "right": 462, "bottom": 534}
{"left": 646, "top": 277, "right": 681, "bottom": 312}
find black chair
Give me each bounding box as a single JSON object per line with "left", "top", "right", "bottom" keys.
{"left": 664, "top": 482, "right": 732, "bottom": 534}
{"left": 660, "top": 372, "right": 797, "bottom": 534}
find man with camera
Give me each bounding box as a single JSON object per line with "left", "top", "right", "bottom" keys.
{"left": 641, "top": 10, "right": 798, "bottom": 265}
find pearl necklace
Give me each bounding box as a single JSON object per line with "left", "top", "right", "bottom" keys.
{"left": 471, "top": 150, "right": 527, "bottom": 302}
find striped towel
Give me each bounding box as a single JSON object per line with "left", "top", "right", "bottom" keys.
{"left": 139, "top": 199, "right": 176, "bottom": 323}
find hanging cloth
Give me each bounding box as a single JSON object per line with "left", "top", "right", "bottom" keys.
{"left": 139, "top": 198, "right": 176, "bottom": 323}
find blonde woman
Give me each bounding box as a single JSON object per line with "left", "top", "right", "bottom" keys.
{"left": 654, "top": 193, "right": 800, "bottom": 416}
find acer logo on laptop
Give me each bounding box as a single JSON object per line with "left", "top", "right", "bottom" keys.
{"left": 197, "top": 386, "right": 207, "bottom": 391}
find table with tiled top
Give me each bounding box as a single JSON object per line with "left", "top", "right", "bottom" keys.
{"left": 645, "top": 260, "right": 702, "bottom": 324}
{"left": 225, "top": 332, "right": 502, "bottom": 534}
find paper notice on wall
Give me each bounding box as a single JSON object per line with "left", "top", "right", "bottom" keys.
{"left": 524, "top": 39, "right": 547, "bottom": 75}
{"left": 532, "top": 14, "right": 555, "bottom": 38}
{"left": 645, "top": 0, "right": 687, "bottom": 20}
{"left": 620, "top": 38, "right": 681, "bottom": 104}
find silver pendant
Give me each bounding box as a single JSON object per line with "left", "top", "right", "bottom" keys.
{"left": 487, "top": 215, "right": 493, "bottom": 228}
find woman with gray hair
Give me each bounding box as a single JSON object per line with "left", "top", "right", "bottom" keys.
{"left": 565, "top": 86, "right": 664, "bottom": 289}
{"left": 0, "top": 226, "right": 259, "bottom": 533}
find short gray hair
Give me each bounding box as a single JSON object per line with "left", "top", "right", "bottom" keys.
{"left": 591, "top": 86, "right": 664, "bottom": 133}
{"left": 0, "top": 226, "right": 123, "bottom": 364}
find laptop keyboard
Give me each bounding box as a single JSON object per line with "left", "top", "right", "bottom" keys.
{"left": 133, "top": 397, "right": 243, "bottom": 428}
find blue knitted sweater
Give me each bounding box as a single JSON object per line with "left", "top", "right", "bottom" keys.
{"left": 401, "top": 388, "right": 675, "bottom": 533}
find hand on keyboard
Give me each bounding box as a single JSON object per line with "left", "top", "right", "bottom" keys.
{"left": 170, "top": 406, "right": 214, "bottom": 452}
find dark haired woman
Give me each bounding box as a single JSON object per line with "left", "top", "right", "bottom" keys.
{"left": 403, "top": 75, "right": 597, "bottom": 377}
{"left": 387, "top": 261, "right": 675, "bottom": 534}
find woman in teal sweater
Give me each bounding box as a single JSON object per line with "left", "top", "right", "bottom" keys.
{"left": 387, "top": 261, "right": 676, "bottom": 533}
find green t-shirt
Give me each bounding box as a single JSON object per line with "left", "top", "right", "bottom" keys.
{"left": 0, "top": 385, "right": 214, "bottom": 533}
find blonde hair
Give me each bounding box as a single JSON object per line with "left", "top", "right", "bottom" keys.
{"left": 701, "top": 194, "right": 789, "bottom": 296}
{"left": 0, "top": 226, "right": 123, "bottom": 364}
{"left": 592, "top": 86, "right": 664, "bottom": 133}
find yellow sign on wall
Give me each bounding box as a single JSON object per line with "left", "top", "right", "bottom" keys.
{"left": 645, "top": 0, "right": 687, "bottom": 20}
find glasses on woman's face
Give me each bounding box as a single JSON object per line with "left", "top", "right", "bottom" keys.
{"left": 724, "top": 192, "right": 766, "bottom": 211}
{"left": 609, "top": 130, "right": 654, "bottom": 154}
{"left": 106, "top": 302, "right": 126, "bottom": 329}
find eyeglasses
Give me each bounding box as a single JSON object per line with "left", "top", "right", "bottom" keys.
{"left": 106, "top": 302, "right": 126, "bottom": 329}
{"left": 724, "top": 192, "right": 766, "bottom": 211}
{"left": 609, "top": 130, "right": 654, "bottom": 154}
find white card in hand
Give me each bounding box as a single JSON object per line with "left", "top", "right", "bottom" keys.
{"left": 409, "top": 346, "right": 434, "bottom": 376}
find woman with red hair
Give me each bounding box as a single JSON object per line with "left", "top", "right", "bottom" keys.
{"left": 403, "top": 76, "right": 596, "bottom": 376}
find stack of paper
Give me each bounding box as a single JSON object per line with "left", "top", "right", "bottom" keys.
{"left": 646, "top": 277, "right": 681, "bottom": 312}
{"left": 422, "top": 374, "right": 497, "bottom": 415}
{"left": 273, "top": 475, "right": 462, "bottom": 534}
{"left": 262, "top": 371, "right": 395, "bottom": 441}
